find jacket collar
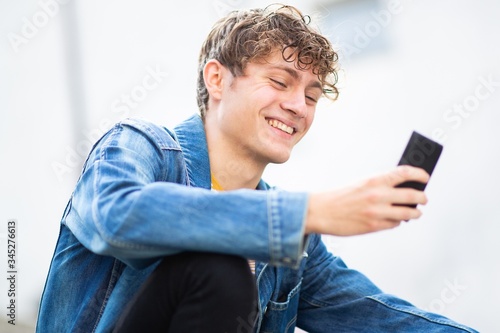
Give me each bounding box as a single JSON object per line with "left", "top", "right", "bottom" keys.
{"left": 173, "top": 113, "right": 270, "bottom": 191}
{"left": 173, "top": 114, "right": 211, "bottom": 189}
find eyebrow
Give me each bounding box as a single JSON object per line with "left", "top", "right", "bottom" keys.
{"left": 275, "top": 65, "right": 323, "bottom": 91}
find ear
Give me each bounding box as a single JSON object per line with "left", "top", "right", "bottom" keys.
{"left": 203, "top": 59, "right": 227, "bottom": 102}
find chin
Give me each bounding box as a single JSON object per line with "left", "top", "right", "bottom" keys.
{"left": 269, "top": 153, "right": 291, "bottom": 164}
{"left": 259, "top": 143, "right": 293, "bottom": 164}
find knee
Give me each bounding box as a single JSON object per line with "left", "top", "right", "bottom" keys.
{"left": 168, "top": 252, "right": 256, "bottom": 301}
{"left": 199, "top": 253, "right": 257, "bottom": 306}
{"left": 194, "top": 252, "right": 254, "bottom": 286}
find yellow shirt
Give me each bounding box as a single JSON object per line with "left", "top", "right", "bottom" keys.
{"left": 211, "top": 173, "right": 256, "bottom": 274}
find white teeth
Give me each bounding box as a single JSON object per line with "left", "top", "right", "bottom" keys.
{"left": 268, "top": 119, "right": 294, "bottom": 135}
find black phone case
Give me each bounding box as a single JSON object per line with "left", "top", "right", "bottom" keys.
{"left": 396, "top": 131, "right": 443, "bottom": 207}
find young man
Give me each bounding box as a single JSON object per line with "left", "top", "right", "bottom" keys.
{"left": 36, "top": 5, "right": 477, "bottom": 333}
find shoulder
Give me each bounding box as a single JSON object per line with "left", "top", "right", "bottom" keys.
{"left": 117, "top": 117, "right": 180, "bottom": 151}
{"left": 87, "top": 117, "right": 187, "bottom": 182}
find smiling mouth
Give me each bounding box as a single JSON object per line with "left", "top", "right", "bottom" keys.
{"left": 267, "top": 119, "right": 295, "bottom": 135}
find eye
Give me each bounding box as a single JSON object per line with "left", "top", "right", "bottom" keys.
{"left": 306, "top": 95, "right": 317, "bottom": 103}
{"left": 270, "top": 78, "right": 287, "bottom": 88}
{"left": 306, "top": 91, "right": 321, "bottom": 104}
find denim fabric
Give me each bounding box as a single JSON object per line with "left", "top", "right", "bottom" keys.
{"left": 36, "top": 114, "right": 478, "bottom": 333}
{"left": 254, "top": 235, "right": 477, "bottom": 332}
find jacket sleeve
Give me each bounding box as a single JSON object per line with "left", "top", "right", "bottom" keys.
{"left": 295, "top": 235, "right": 478, "bottom": 332}
{"left": 296, "top": 235, "right": 383, "bottom": 332}
{"left": 65, "top": 121, "right": 309, "bottom": 269}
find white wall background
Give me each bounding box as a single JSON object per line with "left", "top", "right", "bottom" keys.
{"left": 1, "top": 0, "right": 498, "bottom": 331}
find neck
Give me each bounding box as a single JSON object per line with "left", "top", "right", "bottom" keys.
{"left": 205, "top": 119, "right": 265, "bottom": 191}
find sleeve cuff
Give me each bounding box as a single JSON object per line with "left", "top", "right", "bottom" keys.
{"left": 267, "top": 189, "right": 309, "bottom": 268}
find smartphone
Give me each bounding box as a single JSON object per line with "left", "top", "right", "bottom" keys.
{"left": 395, "top": 131, "right": 443, "bottom": 208}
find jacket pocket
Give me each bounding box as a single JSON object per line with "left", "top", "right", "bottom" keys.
{"left": 261, "top": 279, "right": 302, "bottom": 333}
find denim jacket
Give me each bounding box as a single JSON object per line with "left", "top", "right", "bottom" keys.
{"left": 37, "top": 114, "right": 477, "bottom": 333}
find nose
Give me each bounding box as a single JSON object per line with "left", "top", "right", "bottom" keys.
{"left": 281, "top": 90, "right": 308, "bottom": 118}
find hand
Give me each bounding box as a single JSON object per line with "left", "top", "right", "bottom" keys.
{"left": 305, "top": 165, "right": 430, "bottom": 236}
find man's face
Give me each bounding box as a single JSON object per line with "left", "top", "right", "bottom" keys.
{"left": 214, "top": 51, "right": 322, "bottom": 165}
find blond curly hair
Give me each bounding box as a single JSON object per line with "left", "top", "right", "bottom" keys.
{"left": 197, "top": 4, "right": 340, "bottom": 119}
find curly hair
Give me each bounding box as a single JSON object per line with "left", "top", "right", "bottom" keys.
{"left": 197, "top": 4, "right": 340, "bottom": 119}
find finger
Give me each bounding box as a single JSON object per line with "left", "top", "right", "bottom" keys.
{"left": 386, "top": 165, "right": 430, "bottom": 187}
{"left": 372, "top": 203, "right": 423, "bottom": 222}
{"left": 387, "top": 188, "right": 428, "bottom": 206}
{"left": 377, "top": 219, "right": 403, "bottom": 230}
{"left": 364, "top": 216, "right": 403, "bottom": 232}
{"left": 389, "top": 205, "right": 423, "bottom": 221}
